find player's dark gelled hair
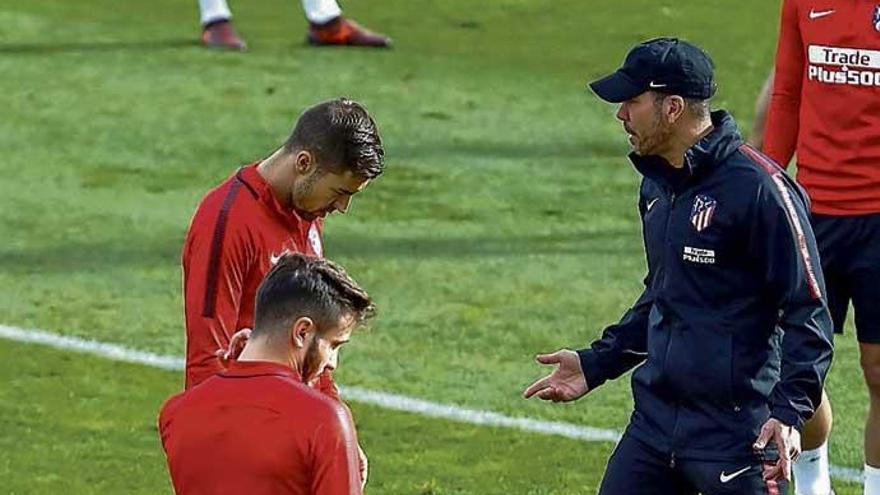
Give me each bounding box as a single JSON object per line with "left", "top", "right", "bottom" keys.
{"left": 284, "top": 98, "right": 385, "bottom": 180}
{"left": 253, "top": 252, "right": 375, "bottom": 336}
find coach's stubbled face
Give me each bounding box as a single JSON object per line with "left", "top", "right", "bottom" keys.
{"left": 292, "top": 169, "right": 371, "bottom": 221}
{"left": 616, "top": 91, "right": 673, "bottom": 156}
{"left": 300, "top": 315, "right": 355, "bottom": 386}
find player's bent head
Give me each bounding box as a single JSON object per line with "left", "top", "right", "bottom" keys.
{"left": 252, "top": 252, "right": 375, "bottom": 343}
{"left": 283, "top": 98, "right": 385, "bottom": 180}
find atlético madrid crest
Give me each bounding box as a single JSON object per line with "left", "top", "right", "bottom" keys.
{"left": 873, "top": 5, "right": 880, "bottom": 31}
{"left": 690, "top": 194, "right": 717, "bottom": 232}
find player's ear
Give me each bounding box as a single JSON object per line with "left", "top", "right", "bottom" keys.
{"left": 289, "top": 317, "right": 315, "bottom": 348}
{"left": 294, "top": 150, "right": 316, "bottom": 175}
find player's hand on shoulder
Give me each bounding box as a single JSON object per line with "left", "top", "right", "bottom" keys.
{"left": 523, "top": 349, "right": 590, "bottom": 402}
{"left": 358, "top": 445, "right": 368, "bottom": 489}
{"left": 214, "top": 328, "right": 252, "bottom": 368}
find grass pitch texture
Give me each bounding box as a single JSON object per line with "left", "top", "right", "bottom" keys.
{"left": 0, "top": 0, "right": 866, "bottom": 493}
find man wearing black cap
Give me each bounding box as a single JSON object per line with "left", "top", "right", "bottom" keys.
{"left": 524, "top": 38, "right": 833, "bottom": 494}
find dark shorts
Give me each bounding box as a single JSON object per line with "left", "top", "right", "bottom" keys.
{"left": 599, "top": 433, "right": 787, "bottom": 495}
{"left": 812, "top": 212, "right": 880, "bottom": 343}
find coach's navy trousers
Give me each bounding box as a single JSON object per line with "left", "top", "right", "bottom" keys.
{"left": 598, "top": 433, "right": 788, "bottom": 495}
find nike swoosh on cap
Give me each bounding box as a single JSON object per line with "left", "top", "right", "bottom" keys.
{"left": 648, "top": 81, "right": 667, "bottom": 88}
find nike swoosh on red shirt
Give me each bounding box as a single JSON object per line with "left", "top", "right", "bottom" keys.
{"left": 808, "top": 8, "right": 835, "bottom": 19}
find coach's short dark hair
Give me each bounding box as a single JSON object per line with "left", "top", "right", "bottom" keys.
{"left": 284, "top": 98, "right": 385, "bottom": 179}
{"left": 253, "top": 253, "right": 375, "bottom": 337}
{"left": 651, "top": 91, "right": 711, "bottom": 119}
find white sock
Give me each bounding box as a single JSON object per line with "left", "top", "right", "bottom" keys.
{"left": 866, "top": 464, "right": 880, "bottom": 495}
{"left": 793, "top": 441, "right": 832, "bottom": 495}
{"left": 301, "top": 0, "right": 342, "bottom": 24}
{"left": 198, "top": 0, "right": 232, "bottom": 25}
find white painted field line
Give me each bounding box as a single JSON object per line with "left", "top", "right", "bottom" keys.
{"left": 341, "top": 386, "right": 621, "bottom": 443}
{"left": 0, "top": 324, "right": 863, "bottom": 485}
{"left": 0, "top": 325, "right": 185, "bottom": 371}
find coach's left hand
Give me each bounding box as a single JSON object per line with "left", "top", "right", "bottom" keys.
{"left": 522, "top": 349, "right": 589, "bottom": 402}
{"left": 753, "top": 417, "right": 801, "bottom": 482}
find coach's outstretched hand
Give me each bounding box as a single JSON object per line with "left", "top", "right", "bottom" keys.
{"left": 523, "top": 350, "right": 589, "bottom": 402}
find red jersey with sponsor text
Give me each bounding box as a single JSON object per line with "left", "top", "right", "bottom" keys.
{"left": 764, "top": 0, "right": 880, "bottom": 215}
{"left": 159, "top": 360, "right": 361, "bottom": 495}
{"left": 182, "top": 164, "right": 326, "bottom": 389}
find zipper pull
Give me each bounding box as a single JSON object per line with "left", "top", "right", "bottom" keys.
{"left": 669, "top": 452, "right": 676, "bottom": 468}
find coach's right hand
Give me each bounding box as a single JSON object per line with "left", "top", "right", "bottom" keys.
{"left": 523, "top": 349, "right": 589, "bottom": 402}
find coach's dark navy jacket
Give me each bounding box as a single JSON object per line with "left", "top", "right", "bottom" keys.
{"left": 578, "top": 111, "right": 833, "bottom": 462}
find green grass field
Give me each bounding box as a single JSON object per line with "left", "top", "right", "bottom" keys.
{"left": 0, "top": 0, "right": 868, "bottom": 493}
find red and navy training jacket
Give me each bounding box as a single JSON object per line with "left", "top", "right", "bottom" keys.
{"left": 181, "top": 164, "right": 329, "bottom": 390}
{"left": 578, "top": 111, "right": 834, "bottom": 462}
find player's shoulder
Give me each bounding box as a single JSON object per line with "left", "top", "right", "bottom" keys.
{"left": 157, "top": 388, "right": 189, "bottom": 430}
{"left": 187, "top": 170, "right": 263, "bottom": 238}
{"left": 272, "top": 377, "right": 348, "bottom": 425}
{"left": 194, "top": 171, "right": 257, "bottom": 214}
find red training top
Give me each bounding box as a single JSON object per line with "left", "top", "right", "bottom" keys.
{"left": 159, "top": 360, "right": 362, "bottom": 495}
{"left": 181, "top": 164, "right": 329, "bottom": 389}
{"left": 763, "top": 0, "right": 880, "bottom": 215}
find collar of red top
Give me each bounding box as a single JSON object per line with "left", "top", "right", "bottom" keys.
{"left": 220, "top": 359, "right": 303, "bottom": 382}
{"left": 234, "top": 163, "right": 312, "bottom": 226}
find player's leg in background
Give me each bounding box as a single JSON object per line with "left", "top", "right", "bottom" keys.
{"left": 851, "top": 215, "right": 880, "bottom": 495}
{"left": 794, "top": 213, "right": 852, "bottom": 495}
{"left": 598, "top": 433, "right": 696, "bottom": 495}
{"left": 197, "top": 0, "right": 246, "bottom": 50}
{"left": 862, "top": 339, "right": 880, "bottom": 495}
{"left": 303, "top": 0, "right": 391, "bottom": 47}
{"left": 301, "top": 0, "right": 342, "bottom": 25}
{"left": 795, "top": 392, "right": 833, "bottom": 495}
{"left": 199, "top": 0, "right": 231, "bottom": 26}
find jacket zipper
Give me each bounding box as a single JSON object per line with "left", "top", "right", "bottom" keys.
{"left": 661, "top": 189, "right": 676, "bottom": 290}
{"left": 661, "top": 187, "right": 679, "bottom": 468}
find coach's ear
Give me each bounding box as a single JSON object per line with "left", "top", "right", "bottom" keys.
{"left": 663, "top": 95, "right": 686, "bottom": 124}
{"left": 290, "top": 317, "right": 316, "bottom": 349}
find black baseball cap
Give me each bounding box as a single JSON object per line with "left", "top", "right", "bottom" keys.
{"left": 589, "top": 37, "right": 716, "bottom": 103}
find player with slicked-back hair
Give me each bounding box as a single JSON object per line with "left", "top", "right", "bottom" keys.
{"left": 160, "top": 253, "right": 374, "bottom": 495}
{"left": 253, "top": 253, "right": 375, "bottom": 343}
{"left": 283, "top": 98, "right": 385, "bottom": 181}
{"left": 181, "top": 97, "right": 384, "bottom": 486}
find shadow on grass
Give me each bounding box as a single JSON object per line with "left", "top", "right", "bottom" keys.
{"left": 0, "top": 39, "right": 197, "bottom": 55}
{"left": 329, "top": 230, "right": 638, "bottom": 259}
{"left": 392, "top": 139, "right": 626, "bottom": 161}
{"left": 0, "top": 229, "right": 639, "bottom": 273}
